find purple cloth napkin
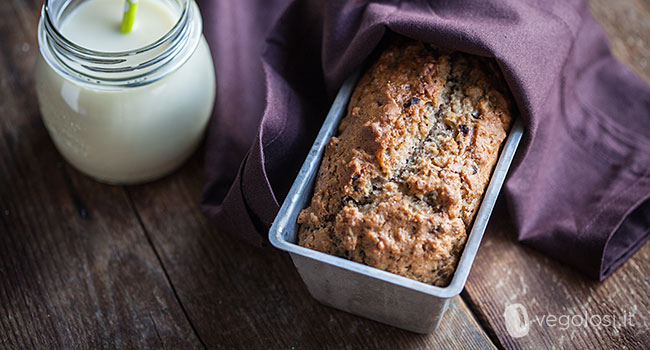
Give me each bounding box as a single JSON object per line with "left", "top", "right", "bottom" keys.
{"left": 198, "top": 0, "right": 650, "bottom": 280}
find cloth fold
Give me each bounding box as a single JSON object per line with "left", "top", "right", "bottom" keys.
{"left": 198, "top": 0, "right": 650, "bottom": 280}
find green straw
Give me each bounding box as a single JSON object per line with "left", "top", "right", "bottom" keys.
{"left": 120, "top": 0, "right": 139, "bottom": 34}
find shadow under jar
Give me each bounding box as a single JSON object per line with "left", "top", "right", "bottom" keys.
{"left": 35, "top": 0, "right": 216, "bottom": 184}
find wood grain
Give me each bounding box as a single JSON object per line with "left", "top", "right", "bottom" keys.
{"left": 0, "top": 0, "right": 201, "bottom": 348}
{"left": 463, "top": 202, "right": 649, "bottom": 350}
{"left": 126, "top": 157, "right": 497, "bottom": 349}
{"left": 590, "top": 0, "right": 650, "bottom": 83}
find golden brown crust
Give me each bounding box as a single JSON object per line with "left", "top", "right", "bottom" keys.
{"left": 297, "top": 39, "right": 514, "bottom": 286}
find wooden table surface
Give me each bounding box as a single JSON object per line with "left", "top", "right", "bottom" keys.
{"left": 1, "top": 0, "right": 649, "bottom": 349}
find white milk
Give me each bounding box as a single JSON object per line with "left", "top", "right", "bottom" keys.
{"left": 35, "top": 0, "right": 216, "bottom": 184}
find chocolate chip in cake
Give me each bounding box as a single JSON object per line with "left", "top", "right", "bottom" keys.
{"left": 403, "top": 97, "right": 420, "bottom": 108}
{"left": 459, "top": 124, "right": 470, "bottom": 134}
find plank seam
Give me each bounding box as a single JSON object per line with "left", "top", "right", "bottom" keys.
{"left": 126, "top": 191, "right": 208, "bottom": 350}
{"left": 461, "top": 290, "right": 508, "bottom": 350}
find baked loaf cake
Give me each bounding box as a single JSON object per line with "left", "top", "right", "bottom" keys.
{"left": 297, "top": 39, "right": 514, "bottom": 287}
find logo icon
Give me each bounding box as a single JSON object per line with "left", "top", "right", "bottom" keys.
{"left": 504, "top": 303, "right": 530, "bottom": 338}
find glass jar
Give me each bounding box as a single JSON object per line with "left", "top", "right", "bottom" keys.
{"left": 35, "top": 0, "right": 216, "bottom": 184}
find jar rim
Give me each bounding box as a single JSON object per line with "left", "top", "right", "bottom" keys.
{"left": 38, "top": 0, "right": 202, "bottom": 88}
{"left": 43, "top": 0, "right": 190, "bottom": 56}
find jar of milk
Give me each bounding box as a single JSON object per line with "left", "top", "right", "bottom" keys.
{"left": 35, "top": 0, "right": 216, "bottom": 184}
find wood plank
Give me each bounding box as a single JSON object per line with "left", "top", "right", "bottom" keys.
{"left": 0, "top": 1, "right": 202, "bottom": 348}
{"left": 463, "top": 202, "right": 649, "bottom": 350}
{"left": 589, "top": 0, "right": 650, "bottom": 83}
{"left": 127, "top": 157, "right": 497, "bottom": 349}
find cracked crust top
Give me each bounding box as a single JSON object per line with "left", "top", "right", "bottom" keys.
{"left": 297, "top": 39, "right": 514, "bottom": 286}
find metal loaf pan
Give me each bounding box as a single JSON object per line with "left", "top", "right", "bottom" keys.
{"left": 269, "top": 69, "right": 524, "bottom": 333}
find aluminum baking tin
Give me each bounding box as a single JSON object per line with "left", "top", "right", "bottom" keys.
{"left": 269, "top": 69, "right": 524, "bottom": 333}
